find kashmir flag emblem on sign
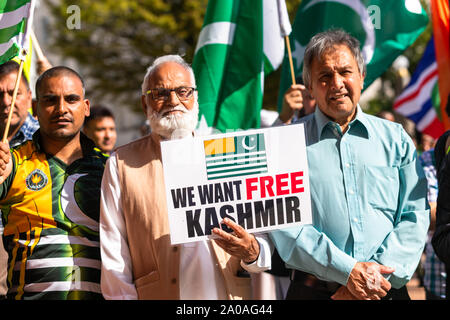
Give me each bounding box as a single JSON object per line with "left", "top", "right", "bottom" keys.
{"left": 204, "top": 133, "right": 268, "bottom": 180}
{"left": 0, "top": 0, "right": 35, "bottom": 64}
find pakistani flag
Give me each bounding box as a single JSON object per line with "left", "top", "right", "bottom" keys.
{"left": 0, "top": 0, "right": 35, "bottom": 64}
{"left": 193, "top": 0, "right": 291, "bottom": 132}
{"left": 277, "top": 0, "right": 429, "bottom": 111}
{"left": 204, "top": 133, "right": 267, "bottom": 180}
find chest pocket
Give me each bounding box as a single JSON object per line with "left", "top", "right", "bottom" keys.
{"left": 364, "top": 165, "right": 400, "bottom": 213}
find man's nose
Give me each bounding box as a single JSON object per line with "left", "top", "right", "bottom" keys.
{"left": 330, "top": 73, "right": 344, "bottom": 91}
{"left": 166, "top": 90, "right": 181, "bottom": 106}
{"left": 55, "top": 96, "right": 67, "bottom": 113}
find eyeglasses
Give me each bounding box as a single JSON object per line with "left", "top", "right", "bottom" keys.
{"left": 146, "top": 87, "right": 196, "bottom": 101}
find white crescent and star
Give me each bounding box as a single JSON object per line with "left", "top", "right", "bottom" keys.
{"left": 242, "top": 136, "right": 257, "bottom": 151}
{"left": 292, "top": 0, "right": 376, "bottom": 70}
{"left": 60, "top": 173, "right": 99, "bottom": 232}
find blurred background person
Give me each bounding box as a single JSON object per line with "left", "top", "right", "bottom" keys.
{"left": 83, "top": 105, "right": 117, "bottom": 154}
{"left": 376, "top": 110, "right": 396, "bottom": 122}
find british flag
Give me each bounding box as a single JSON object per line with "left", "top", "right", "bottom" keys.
{"left": 394, "top": 37, "right": 445, "bottom": 140}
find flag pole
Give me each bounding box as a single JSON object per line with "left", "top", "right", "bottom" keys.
{"left": 285, "top": 35, "right": 296, "bottom": 85}
{"left": 30, "top": 28, "right": 44, "bottom": 61}
{"left": 2, "top": 57, "right": 25, "bottom": 143}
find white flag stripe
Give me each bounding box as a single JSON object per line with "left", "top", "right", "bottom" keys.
{"left": 263, "top": 0, "right": 291, "bottom": 69}
{"left": 208, "top": 167, "right": 267, "bottom": 178}
{"left": 276, "top": 0, "right": 292, "bottom": 37}
{"left": 23, "top": 281, "right": 102, "bottom": 293}
{"left": 416, "top": 108, "right": 437, "bottom": 131}
{"left": 0, "top": 2, "right": 31, "bottom": 31}
{"left": 395, "top": 62, "right": 438, "bottom": 101}
{"left": 207, "top": 156, "right": 267, "bottom": 167}
{"left": 396, "top": 76, "right": 438, "bottom": 115}
{"left": 194, "top": 21, "right": 236, "bottom": 54}
{"left": 18, "top": 234, "right": 99, "bottom": 247}
{"left": 207, "top": 161, "right": 267, "bottom": 173}
{"left": 15, "top": 257, "right": 101, "bottom": 271}
{"left": 0, "top": 37, "right": 17, "bottom": 56}
{"left": 206, "top": 150, "right": 265, "bottom": 162}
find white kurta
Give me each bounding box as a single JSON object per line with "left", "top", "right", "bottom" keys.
{"left": 99, "top": 153, "right": 272, "bottom": 300}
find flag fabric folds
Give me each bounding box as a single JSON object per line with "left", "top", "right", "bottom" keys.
{"left": 430, "top": 0, "right": 450, "bottom": 130}
{"left": 193, "top": 0, "right": 291, "bottom": 132}
{"left": 0, "top": 0, "right": 35, "bottom": 64}
{"left": 277, "top": 0, "right": 429, "bottom": 111}
{"left": 394, "top": 38, "right": 445, "bottom": 140}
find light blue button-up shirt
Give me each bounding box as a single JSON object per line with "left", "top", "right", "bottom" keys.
{"left": 270, "top": 105, "right": 430, "bottom": 289}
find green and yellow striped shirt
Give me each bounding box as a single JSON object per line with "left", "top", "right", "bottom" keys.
{"left": 0, "top": 131, "right": 107, "bottom": 300}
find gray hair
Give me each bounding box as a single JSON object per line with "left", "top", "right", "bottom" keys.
{"left": 302, "top": 29, "right": 366, "bottom": 89}
{"left": 141, "top": 54, "right": 196, "bottom": 94}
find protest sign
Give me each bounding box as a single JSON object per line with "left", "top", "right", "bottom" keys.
{"left": 161, "top": 123, "right": 312, "bottom": 244}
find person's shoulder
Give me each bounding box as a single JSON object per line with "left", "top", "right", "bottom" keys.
{"left": 11, "top": 138, "right": 37, "bottom": 156}
{"left": 363, "top": 112, "right": 403, "bottom": 129}
{"left": 435, "top": 130, "right": 450, "bottom": 170}
{"left": 362, "top": 112, "right": 406, "bottom": 140}
{"left": 114, "top": 134, "right": 157, "bottom": 160}
{"left": 292, "top": 113, "right": 315, "bottom": 125}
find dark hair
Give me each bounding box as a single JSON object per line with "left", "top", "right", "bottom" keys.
{"left": 303, "top": 29, "right": 366, "bottom": 88}
{"left": 35, "top": 66, "right": 85, "bottom": 99}
{"left": 0, "top": 60, "right": 30, "bottom": 89}
{"left": 84, "top": 104, "right": 115, "bottom": 126}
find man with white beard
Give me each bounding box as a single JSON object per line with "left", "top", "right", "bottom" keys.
{"left": 99, "top": 55, "right": 271, "bottom": 300}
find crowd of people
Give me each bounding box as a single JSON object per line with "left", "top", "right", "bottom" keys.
{"left": 0, "top": 29, "right": 448, "bottom": 301}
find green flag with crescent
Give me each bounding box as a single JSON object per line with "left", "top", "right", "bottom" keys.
{"left": 277, "top": 0, "right": 429, "bottom": 112}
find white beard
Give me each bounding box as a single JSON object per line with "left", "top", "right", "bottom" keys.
{"left": 147, "top": 101, "right": 199, "bottom": 140}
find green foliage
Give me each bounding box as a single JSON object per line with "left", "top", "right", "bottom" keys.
{"left": 44, "top": 0, "right": 207, "bottom": 111}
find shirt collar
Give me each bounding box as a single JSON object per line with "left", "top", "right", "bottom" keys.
{"left": 315, "top": 104, "right": 369, "bottom": 139}
{"left": 32, "top": 129, "right": 96, "bottom": 157}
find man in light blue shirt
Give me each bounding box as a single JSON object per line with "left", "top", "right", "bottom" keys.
{"left": 271, "top": 29, "right": 429, "bottom": 300}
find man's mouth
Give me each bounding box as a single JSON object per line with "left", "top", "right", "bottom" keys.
{"left": 161, "top": 107, "right": 186, "bottom": 117}
{"left": 51, "top": 118, "right": 72, "bottom": 124}
{"left": 329, "top": 93, "right": 348, "bottom": 101}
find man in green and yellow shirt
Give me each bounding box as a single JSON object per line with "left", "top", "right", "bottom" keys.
{"left": 0, "top": 66, "right": 107, "bottom": 300}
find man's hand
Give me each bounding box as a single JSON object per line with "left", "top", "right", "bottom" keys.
{"left": 36, "top": 57, "right": 52, "bottom": 75}
{"left": 346, "top": 262, "right": 394, "bottom": 300}
{"left": 279, "top": 84, "right": 306, "bottom": 124}
{"left": 0, "top": 141, "right": 12, "bottom": 184}
{"left": 212, "top": 218, "right": 260, "bottom": 263}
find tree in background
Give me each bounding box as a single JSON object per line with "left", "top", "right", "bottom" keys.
{"left": 44, "top": 0, "right": 301, "bottom": 113}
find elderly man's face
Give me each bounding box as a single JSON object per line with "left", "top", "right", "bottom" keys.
{"left": 308, "top": 44, "right": 364, "bottom": 127}
{"left": 143, "top": 62, "right": 196, "bottom": 114}
{"left": 142, "top": 61, "right": 198, "bottom": 139}
{"left": 0, "top": 72, "right": 32, "bottom": 136}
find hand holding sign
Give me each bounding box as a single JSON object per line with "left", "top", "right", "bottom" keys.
{"left": 212, "top": 218, "right": 260, "bottom": 264}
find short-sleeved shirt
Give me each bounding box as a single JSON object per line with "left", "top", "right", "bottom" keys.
{"left": 0, "top": 130, "right": 107, "bottom": 300}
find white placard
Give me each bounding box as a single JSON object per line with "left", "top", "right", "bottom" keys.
{"left": 161, "top": 124, "right": 312, "bottom": 244}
